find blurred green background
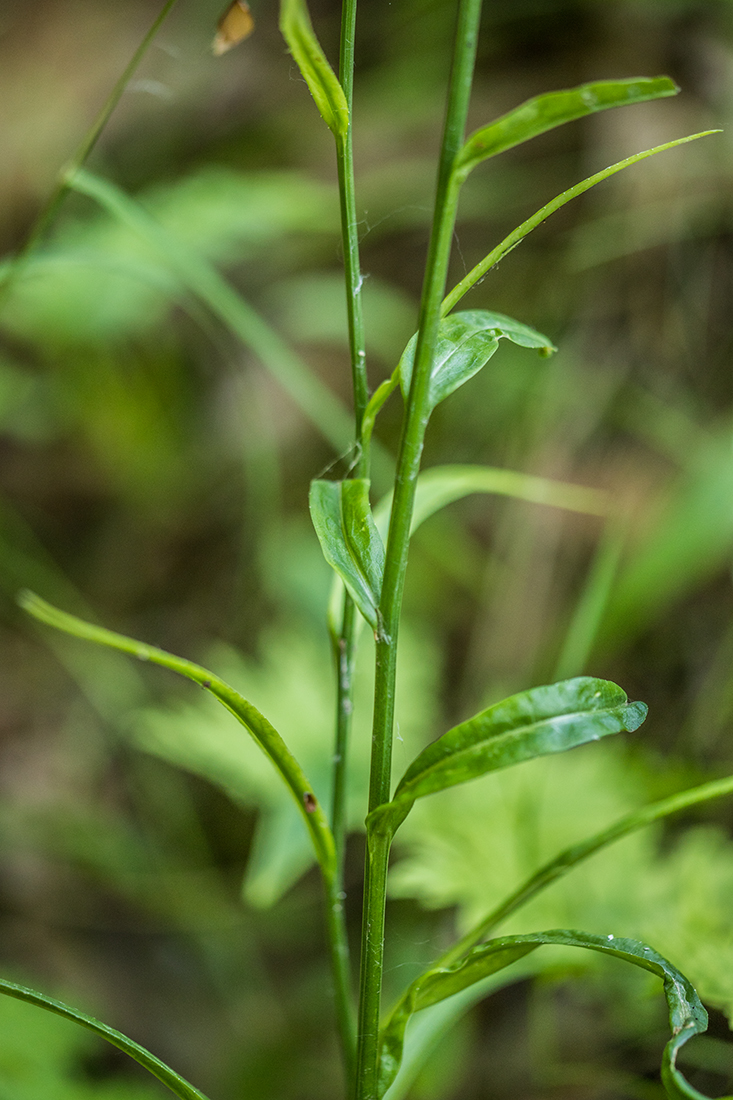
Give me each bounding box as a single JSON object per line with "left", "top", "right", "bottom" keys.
{"left": 1, "top": 0, "right": 733, "bottom": 1097}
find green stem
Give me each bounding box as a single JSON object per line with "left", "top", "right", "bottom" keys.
{"left": 0, "top": 0, "right": 180, "bottom": 305}
{"left": 354, "top": 2, "right": 483, "bottom": 1096}
{"left": 326, "top": 0, "right": 368, "bottom": 1082}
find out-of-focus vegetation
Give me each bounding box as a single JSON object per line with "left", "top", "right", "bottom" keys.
{"left": 0, "top": 0, "right": 732, "bottom": 1097}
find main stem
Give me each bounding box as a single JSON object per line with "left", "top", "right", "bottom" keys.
{"left": 354, "top": 1, "right": 483, "bottom": 1097}
{"left": 327, "top": 0, "right": 368, "bottom": 1086}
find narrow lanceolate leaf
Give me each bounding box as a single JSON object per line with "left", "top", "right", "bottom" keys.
{"left": 398, "top": 310, "right": 554, "bottom": 414}
{"left": 454, "top": 77, "right": 679, "bottom": 179}
{"left": 18, "top": 591, "right": 336, "bottom": 879}
{"left": 378, "top": 930, "right": 710, "bottom": 1100}
{"left": 279, "top": 0, "right": 349, "bottom": 137}
{"left": 369, "top": 678, "right": 647, "bottom": 839}
{"left": 0, "top": 977, "right": 210, "bottom": 1100}
{"left": 310, "top": 479, "right": 385, "bottom": 631}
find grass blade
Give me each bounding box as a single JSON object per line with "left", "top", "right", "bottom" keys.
{"left": 68, "top": 168, "right": 355, "bottom": 455}
{"left": 0, "top": 977, "right": 210, "bottom": 1100}
{"left": 18, "top": 590, "right": 336, "bottom": 879}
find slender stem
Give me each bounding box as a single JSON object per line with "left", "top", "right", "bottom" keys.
{"left": 325, "top": 0, "right": 368, "bottom": 1082}
{"left": 0, "top": 0, "right": 180, "bottom": 305}
{"left": 354, "top": 2, "right": 483, "bottom": 1097}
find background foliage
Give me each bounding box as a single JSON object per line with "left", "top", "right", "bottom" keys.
{"left": 1, "top": 0, "right": 733, "bottom": 1097}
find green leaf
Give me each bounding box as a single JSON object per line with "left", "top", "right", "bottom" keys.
{"left": 442, "top": 130, "right": 718, "bottom": 316}
{"left": 309, "top": 479, "right": 385, "bottom": 631}
{"left": 398, "top": 310, "right": 555, "bottom": 413}
{"left": 279, "top": 0, "right": 349, "bottom": 138}
{"left": 370, "top": 678, "right": 647, "bottom": 839}
{"left": 17, "top": 591, "right": 336, "bottom": 880}
{"left": 378, "top": 929, "right": 710, "bottom": 1100}
{"left": 454, "top": 76, "right": 679, "bottom": 179}
{"left": 0, "top": 976, "right": 209, "bottom": 1100}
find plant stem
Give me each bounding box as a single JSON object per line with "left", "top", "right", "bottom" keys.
{"left": 354, "top": 2, "right": 483, "bottom": 1096}
{"left": 327, "top": 0, "right": 368, "bottom": 1082}
{"left": 0, "top": 0, "right": 180, "bottom": 306}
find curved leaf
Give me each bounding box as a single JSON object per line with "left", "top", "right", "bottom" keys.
{"left": 398, "top": 310, "right": 554, "bottom": 413}
{"left": 279, "top": 0, "right": 349, "bottom": 137}
{"left": 310, "top": 479, "right": 385, "bottom": 631}
{"left": 454, "top": 76, "right": 679, "bottom": 179}
{"left": 442, "top": 130, "right": 719, "bottom": 316}
{"left": 0, "top": 977, "right": 209, "bottom": 1100}
{"left": 18, "top": 590, "right": 336, "bottom": 879}
{"left": 369, "top": 678, "right": 647, "bottom": 839}
{"left": 378, "top": 929, "right": 713, "bottom": 1100}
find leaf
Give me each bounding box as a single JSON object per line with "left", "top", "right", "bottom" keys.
{"left": 279, "top": 0, "right": 349, "bottom": 138}
{"left": 398, "top": 310, "right": 555, "bottom": 413}
{"left": 378, "top": 929, "right": 711, "bottom": 1100}
{"left": 309, "top": 479, "right": 385, "bottom": 631}
{"left": 442, "top": 130, "right": 718, "bottom": 316}
{"left": 0, "top": 977, "right": 209, "bottom": 1100}
{"left": 17, "top": 591, "right": 336, "bottom": 880}
{"left": 370, "top": 678, "right": 647, "bottom": 839}
{"left": 454, "top": 76, "right": 679, "bottom": 179}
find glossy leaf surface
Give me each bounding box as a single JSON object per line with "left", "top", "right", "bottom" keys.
{"left": 310, "top": 479, "right": 385, "bottom": 630}
{"left": 370, "top": 678, "right": 647, "bottom": 839}
{"left": 454, "top": 77, "right": 679, "bottom": 178}
{"left": 398, "top": 310, "right": 554, "bottom": 413}
{"left": 18, "top": 591, "right": 336, "bottom": 879}
{"left": 279, "top": 0, "right": 349, "bottom": 137}
{"left": 378, "top": 929, "right": 711, "bottom": 1100}
{"left": 0, "top": 977, "right": 210, "bottom": 1100}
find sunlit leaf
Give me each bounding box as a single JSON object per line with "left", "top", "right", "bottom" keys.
{"left": 17, "top": 591, "right": 336, "bottom": 879}
{"left": 370, "top": 678, "right": 647, "bottom": 839}
{"left": 0, "top": 977, "right": 209, "bottom": 1100}
{"left": 279, "top": 0, "right": 349, "bottom": 137}
{"left": 454, "top": 77, "right": 679, "bottom": 179}
{"left": 398, "top": 310, "right": 554, "bottom": 413}
{"left": 378, "top": 929, "right": 710, "bottom": 1100}
{"left": 310, "top": 479, "right": 385, "bottom": 630}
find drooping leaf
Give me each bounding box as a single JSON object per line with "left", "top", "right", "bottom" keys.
{"left": 0, "top": 977, "right": 209, "bottom": 1100}
{"left": 453, "top": 77, "right": 679, "bottom": 179}
{"left": 309, "top": 479, "right": 385, "bottom": 631}
{"left": 378, "top": 929, "right": 710, "bottom": 1100}
{"left": 17, "top": 591, "right": 336, "bottom": 879}
{"left": 279, "top": 0, "right": 349, "bottom": 137}
{"left": 398, "top": 310, "right": 554, "bottom": 413}
{"left": 370, "top": 678, "right": 647, "bottom": 839}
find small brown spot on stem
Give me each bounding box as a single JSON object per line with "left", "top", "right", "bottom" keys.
{"left": 303, "top": 792, "right": 317, "bottom": 813}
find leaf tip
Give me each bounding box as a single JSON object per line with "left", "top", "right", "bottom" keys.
{"left": 623, "top": 700, "right": 648, "bottom": 733}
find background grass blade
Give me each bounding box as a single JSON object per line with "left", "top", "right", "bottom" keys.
{"left": 453, "top": 76, "right": 679, "bottom": 178}
{"left": 68, "top": 168, "right": 355, "bottom": 455}
{"left": 18, "top": 590, "right": 336, "bottom": 878}
{"left": 0, "top": 977, "right": 210, "bottom": 1100}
